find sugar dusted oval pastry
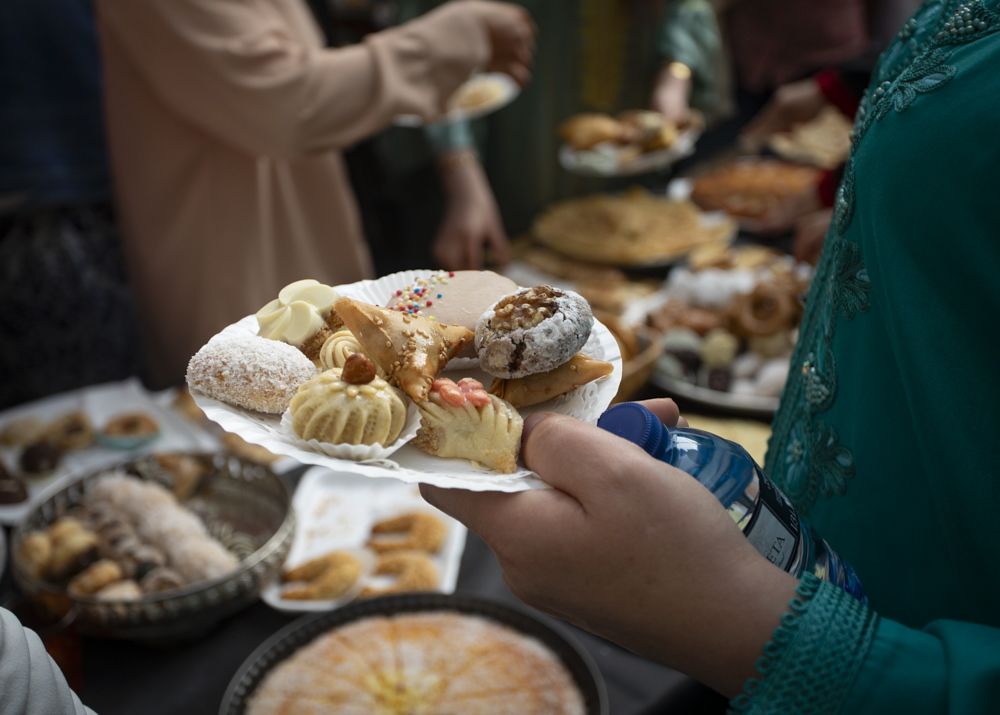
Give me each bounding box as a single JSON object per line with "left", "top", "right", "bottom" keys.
{"left": 476, "top": 285, "right": 594, "bottom": 379}
{"left": 186, "top": 335, "right": 316, "bottom": 414}
{"left": 256, "top": 279, "right": 342, "bottom": 360}
{"left": 412, "top": 378, "right": 522, "bottom": 473}
{"left": 290, "top": 355, "right": 407, "bottom": 446}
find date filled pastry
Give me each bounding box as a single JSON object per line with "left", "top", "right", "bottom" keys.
{"left": 476, "top": 285, "right": 594, "bottom": 379}
{"left": 412, "top": 378, "right": 522, "bottom": 473}
{"left": 290, "top": 354, "right": 407, "bottom": 446}
{"left": 256, "top": 279, "right": 342, "bottom": 360}
{"left": 334, "top": 296, "right": 472, "bottom": 402}
{"left": 489, "top": 353, "right": 613, "bottom": 408}
{"left": 186, "top": 334, "right": 316, "bottom": 414}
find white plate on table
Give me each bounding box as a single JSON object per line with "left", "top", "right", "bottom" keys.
{"left": 0, "top": 378, "right": 218, "bottom": 525}
{"left": 394, "top": 73, "right": 519, "bottom": 127}
{"left": 192, "top": 271, "right": 623, "bottom": 494}
{"left": 261, "top": 467, "right": 467, "bottom": 613}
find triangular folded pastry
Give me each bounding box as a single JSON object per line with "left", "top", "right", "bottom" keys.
{"left": 489, "top": 354, "right": 613, "bottom": 408}
{"left": 334, "top": 297, "right": 473, "bottom": 401}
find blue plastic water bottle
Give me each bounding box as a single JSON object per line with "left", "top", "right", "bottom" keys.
{"left": 597, "top": 402, "right": 865, "bottom": 600}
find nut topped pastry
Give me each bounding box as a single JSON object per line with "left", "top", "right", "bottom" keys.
{"left": 290, "top": 356, "right": 407, "bottom": 447}
{"left": 256, "top": 279, "right": 341, "bottom": 360}
{"left": 334, "top": 297, "right": 473, "bottom": 402}
{"left": 476, "top": 285, "right": 594, "bottom": 379}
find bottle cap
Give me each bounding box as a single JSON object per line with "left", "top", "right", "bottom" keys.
{"left": 597, "top": 403, "right": 667, "bottom": 459}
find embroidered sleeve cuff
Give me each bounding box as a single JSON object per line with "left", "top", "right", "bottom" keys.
{"left": 728, "top": 575, "right": 877, "bottom": 715}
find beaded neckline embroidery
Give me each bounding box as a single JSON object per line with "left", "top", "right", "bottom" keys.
{"left": 766, "top": 0, "right": 1000, "bottom": 513}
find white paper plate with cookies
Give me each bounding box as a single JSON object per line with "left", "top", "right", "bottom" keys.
{"left": 190, "top": 271, "right": 623, "bottom": 493}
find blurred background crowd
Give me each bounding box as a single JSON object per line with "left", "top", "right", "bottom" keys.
{"left": 0, "top": 0, "right": 920, "bottom": 409}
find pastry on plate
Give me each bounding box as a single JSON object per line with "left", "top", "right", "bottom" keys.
{"left": 489, "top": 353, "right": 613, "bottom": 408}
{"left": 559, "top": 113, "right": 624, "bottom": 150}
{"left": 385, "top": 270, "right": 517, "bottom": 357}
{"left": 367, "top": 512, "right": 445, "bottom": 554}
{"left": 19, "top": 441, "right": 63, "bottom": 478}
{"left": 360, "top": 551, "right": 439, "bottom": 597}
{"left": 186, "top": 334, "right": 316, "bottom": 414}
{"left": 0, "top": 464, "right": 28, "bottom": 505}
{"left": 412, "top": 378, "right": 522, "bottom": 473}
{"left": 317, "top": 328, "right": 384, "bottom": 375}
{"left": 256, "top": 279, "right": 342, "bottom": 360}
{"left": 45, "top": 411, "right": 95, "bottom": 450}
{"left": 68, "top": 559, "right": 124, "bottom": 597}
{"left": 449, "top": 75, "right": 506, "bottom": 111}
{"left": 385, "top": 270, "right": 516, "bottom": 326}
{"left": 289, "top": 355, "right": 407, "bottom": 447}
{"left": 282, "top": 550, "right": 363, "bottom": 601}
{"left": 0, "top": 416, "right": 46, "bottom": 447}
{"left": 334, "top": 297, "right": 472, "bottom": 402}
{"left": 476, "top": 285, "right": 594, "bottom": 379}
{"left": 99, "top": 412, "right": 160, "bottom": 449}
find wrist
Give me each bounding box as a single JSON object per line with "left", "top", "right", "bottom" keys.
{"left": 437, "top": 148, "right": 484, "bottom": 198}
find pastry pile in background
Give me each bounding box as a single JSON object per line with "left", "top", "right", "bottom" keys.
{"left": 648, "top": 245, "right": 811, "bottom": 398}
{"left": 0, "top": 410, "right": 161, "bottom": 507}
{"left": 533, "top": 188, "right": 734, "bottom": 266}
{"left": 560, "top": 109, "right": 689, "bottom": 162}
{"left": 186, "top": 271, "right": 614, "bottom": 474}
{"left": 690, "top": 159, "right": 821, "bottom": 220}
{"left": 17, "top": 466, "right": 238, "bottom": 601}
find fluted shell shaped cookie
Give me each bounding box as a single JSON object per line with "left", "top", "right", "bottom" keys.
{"left": 290, "top": 369, "right": 406, "bottom": 446}
{"left": 476, "top": 285, "right": 594, "bottom": 379}
{"left": 318, "top": 329, "right": 385, "bottom": 377}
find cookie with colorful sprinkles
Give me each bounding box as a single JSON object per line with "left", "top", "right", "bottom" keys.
{"left": 386, "top": 271, "right": 518, "bottom": 356}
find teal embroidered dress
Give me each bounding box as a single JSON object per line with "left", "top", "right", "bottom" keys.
{"left": 737, "top": 1, "right": 1000, "bottom": 711}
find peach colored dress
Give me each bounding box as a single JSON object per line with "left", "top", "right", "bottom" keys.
{"left": 96, "top": 0, "right": 487, "bottom": 386}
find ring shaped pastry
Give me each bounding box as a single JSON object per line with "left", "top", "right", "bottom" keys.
{"left": 476, "top": 286, "right": 594, "bottom": 379}
{"left": 731, "top": 284, "right": 797, "bottom": 338}
{"left": 99, "top": 412, "right": 160, "bottom": 449}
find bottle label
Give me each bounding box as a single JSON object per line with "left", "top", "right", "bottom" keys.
{"left": 744, "top": 475, "right": 801, "bottom": 572}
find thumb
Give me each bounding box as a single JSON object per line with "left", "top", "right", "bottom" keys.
{"left": 521, "top": 412, "right": 651, "bottom": 504}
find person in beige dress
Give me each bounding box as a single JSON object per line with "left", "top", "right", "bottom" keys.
{"left": 96, "top": 0, "right": 533, "bottom": 387}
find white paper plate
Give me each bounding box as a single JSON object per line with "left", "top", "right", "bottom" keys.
{"left": 394, "top": 73, "right": 519, "bottom": 127}
{"left": 261, "top": 468, "right": 467, "bottom": 613}
{"left": 559, "top": 125, "right": 701, "bottom": 178}
{"left": 192, "top": 271, "right": 623, "bottom": 492}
